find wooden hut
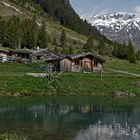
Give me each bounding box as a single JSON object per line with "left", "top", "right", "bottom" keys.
{"left": 46, "top": 52, "right": 106, "bottom": 72}
{"left": 10, "top": 49, "right": 33, "bottom": 62}
{"left": 0, "top": 49, "right": 9, "bottom": 62}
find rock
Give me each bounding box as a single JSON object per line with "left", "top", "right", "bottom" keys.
{"left": 115, "top": 91, "right": 136, "bottom": 97}
{"left": 134, "top": 81, "right": 140, "bottom": 88}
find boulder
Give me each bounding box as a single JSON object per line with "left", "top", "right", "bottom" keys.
{"left": 115, "top": 91, "right": 136, "bottom": 97}
{"left": 134, "top": 81, "right": 140, "bottom": 88}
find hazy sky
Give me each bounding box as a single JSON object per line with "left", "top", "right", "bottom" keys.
{"left": 70, "top": 0, "right": 140, "bottom": 17}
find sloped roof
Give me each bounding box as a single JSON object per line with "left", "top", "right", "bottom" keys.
{"left": 31, "top": 48, "right": 58, "bottom": 56}
{"left": 0, "top": 49, "right": 9, "bottom": 53}
{"left": 46, "top": 52, "right": 106, "bottom": 62}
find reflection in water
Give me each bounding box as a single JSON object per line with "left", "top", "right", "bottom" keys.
{"left": 75, "top": 121, "right": 140, "bottom": 140}
{"left": 0, "top": 97, "right": 140, "bottom": 140}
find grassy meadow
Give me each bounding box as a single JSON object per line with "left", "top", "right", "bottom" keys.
{"left": 0, "top": 58, "right": 139, "bottom": 96}
{"left": 105, "top": 57, "right": 140, "bottom": 74}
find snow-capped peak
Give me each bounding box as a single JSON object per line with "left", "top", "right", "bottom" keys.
{"left": 85, "top": 12, "right": 140, "bottom": 49}
{"left": 87, "top": 12, "right": 140, "bottom": 29}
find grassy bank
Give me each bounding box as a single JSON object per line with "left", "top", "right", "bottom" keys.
{"left": 105, "top": 57, "right": 140, "bottom": 74}
{"left": 0, "top": 60, "right": 139, "bottom": 96}
{"left": 0, "top": 133, "right": 26, "bottom": 140}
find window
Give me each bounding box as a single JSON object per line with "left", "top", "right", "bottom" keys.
{"left": 75, "top": 60, "right": 80, "bottom": 66}
{"left": 94, "top": 61, "right": 98, "bottom": 66}
{"left": 36, "top": 56, "right": 41, "bottom": 60}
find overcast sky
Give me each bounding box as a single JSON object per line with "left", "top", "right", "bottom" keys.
{"left": 70, "top": 0, "right": 140, "bottom": 17}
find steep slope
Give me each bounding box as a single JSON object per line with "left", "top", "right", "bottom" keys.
{"left": 86, "top": 12, "right": 140, "bottom": 49}
{"left": 0, "top": 1, "right": 21, "bottom": 17}
{"left": 0, "top": 0, "right": 115, "bottom": 55}
{"left": 16, "top": 0, "right": 110, "bottom": 42}
{"left": 0, "top": 0, "right": 87, "bottom": 51}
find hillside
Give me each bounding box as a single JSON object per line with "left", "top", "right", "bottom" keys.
{"left": 10, "top": 0, "right": 109, "bottom": 41}
{"left": 0, "top": 1, "right": 20, "bottom": 17}
{"left": 0, "top": 0, "right": 89, "bottom": 52}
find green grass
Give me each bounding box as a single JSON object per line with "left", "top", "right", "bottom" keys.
{"left": 59, "top": 72, "right": 140, "bottom": 96}
{"left": 0, "top": 3, "right": 19, "bottom": 17}
{"left": 50, "top": 23, "right": 87, "bottom": 41}
{"left": 0, "top": 60, "right": 139, "bottom": 96}
{"left": 0, "top": 133, "right": 26, "bottom": 140}
{"left": 105, "top": 57, "right": 140, "bottom": 74}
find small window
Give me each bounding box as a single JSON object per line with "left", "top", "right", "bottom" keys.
{"left": 94, "top": 61, "right": 98, "bottom": 66}
{"left": 36, "top": 56, "right": 41, "bottom": 60}
{"left": 75, "top": 60, "right": 80, "bottom": 66}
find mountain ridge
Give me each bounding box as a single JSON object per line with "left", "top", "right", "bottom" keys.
{"left": 86, "top": 12, "right": 140, "bottom": 49}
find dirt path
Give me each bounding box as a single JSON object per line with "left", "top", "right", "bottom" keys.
{"left": 109, "top": 69, "right": 140, "bottom": 77}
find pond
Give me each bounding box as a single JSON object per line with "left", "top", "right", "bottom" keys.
{"left": 0, "top": 96, "right": 140, "bottom": 140}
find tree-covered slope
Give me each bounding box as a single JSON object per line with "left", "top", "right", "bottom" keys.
{"left": 9, "top": 0, "right": 111, "bottom": 42}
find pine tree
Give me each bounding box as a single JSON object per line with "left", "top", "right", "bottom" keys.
{"left": 53, "top": 37, "right": 57, "bottom": 46}
{"left": 61, "top": 45, "right": 68, "bottom": 54}
{"left": 127, "top": 40, "right": 136, "bottom": 63}
{"left": 37, "top": 20, "right": 48, "bottom": 48}
{"left": 136, "top": 50, "right": 140, "bottom": 60}
{"left": 54, "top": 46, "right": 59, "bottom": 53}
{"left": 98, "top": 40, "right": 105, "bottom": 56}
{"left": 112, "top": 45, "right": 118, "bottom": 57}
{"left": 3, "top": 17, "right": 18, "bottom": 48}
{"left": 68, "top": 45, "right": 73, "bottom": 54}
{"left": 21, "top": 18, "right": 38, "bottom": 49}
{"left": 82, "top": 36, "right": 94, "bottom": 52}
{"left": 60, "top": 29, "right": 66, "bottom": 47}
{"left": 0, "top": 20, "right": 7, "bottom": 44}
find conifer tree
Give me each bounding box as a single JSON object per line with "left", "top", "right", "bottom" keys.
{"left": 68, "top": 45, "right": 73, "bottom": 54}
{"left": 60, "top": 29, "right": 66, "bottom": 47}
{"left": 82, "top": 36, "right": 94, "bottom": 52}
{"left": 127, "top": 40, "right": 136, "bottom": 63}
{"left": 136, "top": 50, "right": 140, "bottom": 60}
{"left": 3, "top": 17, "right": 18, "bottom": 48}
{"left": 61, "top": 45, "right": 68, "bottom": 54}
{"left": 0, "top": 20, "right": 7, "bottom": 44}
{"left": 98, "top": 40, "right": 105, "bottom": 56}
{"left": 112, "top": 45, "right": 118, "bottom": 57}
{"left": 54, "top": 46, "right": 59, "bottom": 53}
{"left": 37, "top": 20, "right": 48, "bottom": 48}
{"left": 21, "top": 18, "right": 38, "bottom": 49}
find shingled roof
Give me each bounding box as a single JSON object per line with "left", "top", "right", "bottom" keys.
{"left": 46, "top": 52, "right": 106, "bottom": 62}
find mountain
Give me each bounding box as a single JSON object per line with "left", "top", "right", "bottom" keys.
{"left": 29, "top": 0, "right": 110, "bottom": 41}
{"left": 8, "top": 0, "right": 109, "bottom": 42}
{"left": 86, "top": 12, "right": 140, "bottom": 49}
{"left": 0, "top": 0, "right": 115, "bottom": 52}
{"left": 0, "top": 0, "right": 87, "bottom": 51}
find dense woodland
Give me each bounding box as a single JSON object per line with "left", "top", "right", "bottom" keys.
{"left": 0, "top": 16, "right": 47, "bottom": 49}
{"left": 0, "top": 0, "right": 140, "bottom": 63}
{"left": 10, "top": 0, "right": 112, "bottom": 43}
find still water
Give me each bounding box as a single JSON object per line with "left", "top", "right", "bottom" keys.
{"left": 0, "top": 96, "right": 140, "bottom": 140}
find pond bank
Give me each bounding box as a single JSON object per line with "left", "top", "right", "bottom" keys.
{"left": 0, "top": 62, "right": 140, "bottom": 97}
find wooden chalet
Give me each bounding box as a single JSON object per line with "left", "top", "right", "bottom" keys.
{"left": 46, "top": 52, "right": 106, "bottom": 72}
{"left": 0, "top": 49, "right": 9, "bottom": 62}
{"left": 0, "top": 48, "right": 58, "bottom": 63}
{"left": 10, "top": 49, "right": 33, "bottom": 62}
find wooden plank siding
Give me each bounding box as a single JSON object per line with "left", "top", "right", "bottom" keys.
{"left": 46, "top": 52, "right": 106, "bottom": 72}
